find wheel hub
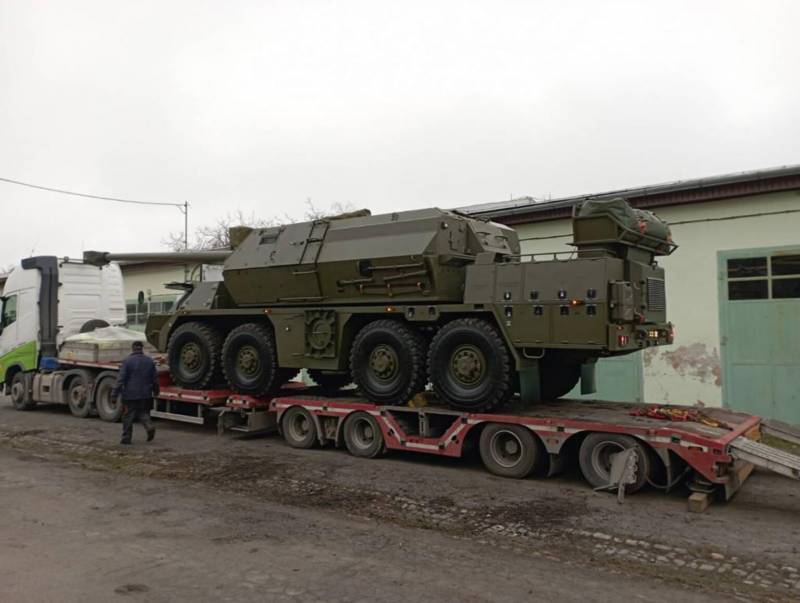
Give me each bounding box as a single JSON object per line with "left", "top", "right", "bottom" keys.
{"left": 10, "top": 382, "right": 24, "bottom": 402}
{"left": 70, "top": 385, "right": 86, "bottom": 406}
{"left": 236, "top": 345, "right": 261, "bottom": 377}
{"left": 180, "top": 342, "right": 202, "bottom": 371}
{"left": 369, "top": 344, "right": 398, "bottom": 381}
{"left": 450, "top": 345, "right": 485, "bottom": 386}
{"left": 353, "top": 418, "right": 375, "bottom": 448}
{"left": 490, "top": 430, "right": 523, "bottom": 468}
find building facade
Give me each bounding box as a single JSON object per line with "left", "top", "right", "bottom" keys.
{"left": 464, "top": 166, "right": 800, "bottom": 423}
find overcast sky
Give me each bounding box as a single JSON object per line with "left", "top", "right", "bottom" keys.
{"left": 1, "top": 0, "right": 798, "bottom": 263}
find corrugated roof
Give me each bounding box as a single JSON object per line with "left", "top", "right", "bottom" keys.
{"left": 460, "top": 164, "right": 800, "bottom": 224}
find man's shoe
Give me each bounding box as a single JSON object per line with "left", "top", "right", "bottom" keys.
{"left": 146, "top": 428, "right": 156, "bottom": 442}
{"left": 120, "top": 440, "right": 132, "bottom": 446}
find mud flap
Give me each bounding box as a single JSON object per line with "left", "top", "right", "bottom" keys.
{"left": 580, "top": 361, "right": 597, "bottom": 395}
{"left": 518, "top": 365, "right": 541, "bottom": 404}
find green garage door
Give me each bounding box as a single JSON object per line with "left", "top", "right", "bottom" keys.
{"left": 719, "top": 248, "right": 800, "bottom": 424}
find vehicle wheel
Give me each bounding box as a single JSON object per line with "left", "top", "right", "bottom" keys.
{"left": 343, "top": 411, "right": 384, "bottom": 458}
{"left": 308, "top": 369, "right": 351, "bottom": 393}
{"left": 281, "top": 406, "right": 317, "bottom": 449}
{"left": 578, "top": 433, "right": 651, "bottom": 494}
{"left": 479, "top": 423, "right": 543, "bottom": 478}
{"left": 167, "top": 322, "right": 221, "bottom": 389}
{"left": 350, "top": 320, "right": 426, "bottom": 405}
{"left": 9, "top": 372, "right": 35, "bottom": 411}
{"left": 222, "top": 323, "right": 280, "bottom": 397}
{"left": 67, "top": 375, "right": 92, "bottom": 418}
{"left": 80, "top": 319, "right": 110, "bottom": 333}
{"left": 94, "top": 376, "right": 122, "bottom": 422}
{"left": 539, "top": 354, "right": 581, "bottom": 400}
{"left": 428, "top": 318, "right": 513, "bottom": 412}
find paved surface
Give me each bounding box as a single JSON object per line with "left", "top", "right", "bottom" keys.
{"left": 1, "top": 401, "right": 799, "bottom": 602}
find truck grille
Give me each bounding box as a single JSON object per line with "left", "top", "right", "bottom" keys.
{"left": 647, "top": 278, "right": 666, "bottom": 312}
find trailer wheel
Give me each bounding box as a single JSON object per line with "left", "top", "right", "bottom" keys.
{"left": 281, "top": 406, "right": 317, "bottom": 449}
{"left": 168, "top": 322, "right": 221, "bottom": 389}
{"left": 479, "top": 423, "right": 543, "bottom": 478}
{"left": 343, "top": 411, "right": 384, "bottom": 458}
{"left": 308, "top": 369, "right": 352, "bottom": 394}
{"left": 428, "top": 318, "right": 513, "bottom": 412}
{"left": 67, "top": 376, "right": 92, "bottom": 418}
{"left": 350, "top": 320, "right": 426, "bottom": 405}
{"left": 9, "top": 372, "right": 35, "bottom": 411}
{"left": 94, "top": 376, "right": 122, "bottom": 422}
{"left": 578, "top": 433, "right": 651, "bottom": 494}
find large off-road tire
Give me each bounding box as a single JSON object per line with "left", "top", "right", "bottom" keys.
{"left": 308, "top": 369, "right": 352, "bottom": 394}
{"left": 539, "top": 354, "right": 582, "bottom": 400}
{"left": 428, "top": 318, "right": 513, "bottom": 412}
{"left": 343, "top": 411, "right": 385, "bottom": 458}
{"left": 9, "top": 371, "right": 35, "bottom": 411}
{"left": 281, "top": 406, "right": 317, "bottom": 449}
{"left": 578, "top": 433, "right": 651, "bottom": 494}
{"left": 167, "top": 322, "right": 222, "bottom": 389}
{"left": 67, "top": 375, "right": 92, "bottom": 418}
{"left": 222, "top": 322, "right": 280, "bottom": 397}
{"left": 350, "top": 320, "right": 426, "bottom": 405}
{"left": 94, "top": 375, "right": 122, "bottom": 422}
{"left": 479, "top": 423, "right": 544, "bottom": 479}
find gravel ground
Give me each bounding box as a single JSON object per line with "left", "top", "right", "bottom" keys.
{"left": 1, "top": 401, "right": 799, "bottom": 602}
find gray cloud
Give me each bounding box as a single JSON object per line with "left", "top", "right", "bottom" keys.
{"left": 1, "top": 0, "right": 798, "bottom": 262}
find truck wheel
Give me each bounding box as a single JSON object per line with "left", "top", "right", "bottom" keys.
{"left": 308, "top": 369, "right": 351, "bottom": 394}
{"left": 539, "top": 354, "right": 581, "bottom": 400}
{"left": 94, "top": 376, "right": 122, "bottom": 422}
{"left": 67, "top": 376, "right": 92, "bottom": 418}
{"left": 350, "top": 320, "right": 426, "bottom": 405}
{"left": 479, "top": 423, "right": 543, "bottom": 478}
{"left": 281, "top": 406, "right": 317, "bottom": 449}
{"left": 9, "top": 372, "right": 35, "bottom": 411}
{"left": 222, "top": 323, "right": 280, "bottom": 397}
{"left": 428, "top": 318, "right": 513, "bottom": 412}
{"left": 168, "top": 322, "right": 221, "bottom": 389}
{"left": 343, "top": 411, "right": 384, "bottom": 458}
{"left": 578, "top": 433, "right": 651, "bottom": 494}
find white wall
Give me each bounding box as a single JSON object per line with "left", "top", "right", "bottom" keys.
{"left": 511, "top": 189, "right": 800, "bottom": 407}
{"left": 120, "top": 264, "right": 192, "bottom": 300}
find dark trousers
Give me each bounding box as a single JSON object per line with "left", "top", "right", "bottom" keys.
{"left": 121, "top": 398, "right": 154, "bottom": 443}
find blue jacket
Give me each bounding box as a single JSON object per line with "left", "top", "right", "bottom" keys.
{"left": 112, "top": 351, "right": 160, "bottom": 401}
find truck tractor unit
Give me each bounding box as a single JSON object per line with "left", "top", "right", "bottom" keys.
{"left": 0, "top": 257, "right": 127, "bottom": 411}
{"left": 85, "top": 197, "right": 676, "bottom": 412}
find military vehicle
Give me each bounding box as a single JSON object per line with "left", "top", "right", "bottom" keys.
{"left": 85, "top": 197, "right": 675, "bottom": 412}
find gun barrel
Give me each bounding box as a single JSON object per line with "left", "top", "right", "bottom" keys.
{"left": 83, "top": 250, "right": 233, "bottom": 266}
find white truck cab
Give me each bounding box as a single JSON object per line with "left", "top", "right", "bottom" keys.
{"left": 0, "top": 256, "right": 126, "bottom": 390}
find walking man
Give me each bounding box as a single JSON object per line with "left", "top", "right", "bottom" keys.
{"left": 112, "top": 341, "right": 159, "bottom": 445}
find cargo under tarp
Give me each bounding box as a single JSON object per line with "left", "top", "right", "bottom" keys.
{"left": 59, "top": 326, "right": 156, "bottom": 363}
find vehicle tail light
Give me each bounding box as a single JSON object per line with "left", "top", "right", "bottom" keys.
{"left": 618, "top": 335, "right": 629, "bottom": 346}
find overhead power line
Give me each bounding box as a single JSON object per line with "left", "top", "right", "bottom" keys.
{"left": 0, "top": 175, "right": 191, "bottom": 254}
{"left": 0, "top": 175, "right": 183, "bottom": 207}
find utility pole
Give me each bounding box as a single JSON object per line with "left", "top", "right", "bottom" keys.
{"left": 180, "top": 201, "right": 190, "bottom": 281}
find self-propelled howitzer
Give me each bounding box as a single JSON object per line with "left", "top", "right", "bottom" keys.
{"left": 86, "top": 199, "right": 676, "bottom": 412}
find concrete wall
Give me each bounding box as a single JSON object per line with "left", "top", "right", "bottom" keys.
{"left": 511, "top": 189, "right": 800, "bottom": 407}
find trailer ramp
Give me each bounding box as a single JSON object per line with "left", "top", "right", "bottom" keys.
{"left": 729, "top": 437, "right": 800, "bottom": 480}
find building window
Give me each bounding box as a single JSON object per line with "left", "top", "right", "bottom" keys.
{"left": 126, "top": 294, "right": 181, "bottom": 329}
{"left": 727, "top": 254, "right": 800, "bottom": 300}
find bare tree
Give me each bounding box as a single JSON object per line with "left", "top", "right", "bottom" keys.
{"left": 164, "top": 202, "right": 360, "bottom": 251}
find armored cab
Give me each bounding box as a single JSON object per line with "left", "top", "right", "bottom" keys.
{"left": 86, "top": 198, "right": 675, "bottom": 413}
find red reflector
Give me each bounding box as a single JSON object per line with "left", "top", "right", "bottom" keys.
{"left": 618, "top": 335, "right": 629, "bottom": 346}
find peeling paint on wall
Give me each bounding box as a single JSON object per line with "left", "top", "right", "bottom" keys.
{"left": 643, "top": 347, "right": 658, "bottom": 368}
{"left": 660, "top": 343, "right": 722, "bottom": 387}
